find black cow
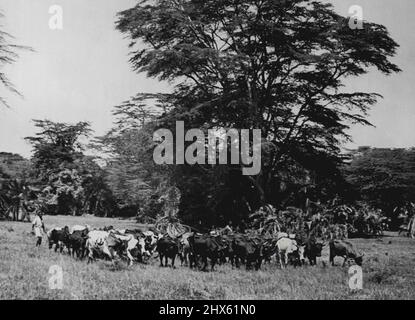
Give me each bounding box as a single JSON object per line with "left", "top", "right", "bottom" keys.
{"left": 49, "top": 226, "right": 70, "bottom": 253}
{"left": 304, "top": 238, "right": 325, "bottom": 266}
{"left": 68, "top": 229, "right": 89, "bottom": 259}
{"left": 188, "top": 234, "right": 221, "bottom": 271}
{"left": 329, "top": 239, "right": 364, "bottom": 266}
{"left": 231, "top": 235, "right": 263, "bottom": 270}
{"left": 261, "top": 238, "right": 278, "bottom": 264}
{"left": 156, "top": 236, "right": 179, "bottom": 268}
{"left": 216, "top": 235, "right": 234, "bottom": 265}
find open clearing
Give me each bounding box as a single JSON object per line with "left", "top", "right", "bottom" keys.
{"left": 1, "top": 215, "right": 414, "bottom": 300}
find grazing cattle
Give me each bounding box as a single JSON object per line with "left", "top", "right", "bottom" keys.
{"left": 110, "top": 232, "right": 147, "bottom": 266}
{"left": 329, "top": 239, "right": 363, "bottom": 266}
{"left": 231, "top": 235, "right": 263, "bottom": 270}
{"left": 156, "top": 236, "right": 179, "bottom": 268}
{"left": 216, "top": 235, "right": 234, "bottom": 265}
{"left": 143, "top": 230, "right": 159, "bottom": 255}
{"left": 188, "top": 234, "right": 221, "bottom": 271}
{"left": 47, "top": 227, "right": 62, "bottom": 248}
{"left": 304, "top": 238, "right": 326, "bottom": 266}
{"left": 48, "top": 226, "right": 70, "bottom": 253}
{"left": 124, "top": 229, "right": 155, "bottom": 261}
{"left": 86, "top": 230, "right": 115, "bottom": 263}
{"left": 86, "top": 230, "right": 133, "bottom": 264}
{"left": 68, "top": 229, "right": 89, "bottom": 259}
{"left": 276, "top": 237, "right": 303, "bottom": 268}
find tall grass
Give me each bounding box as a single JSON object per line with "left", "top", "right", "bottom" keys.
{"left": 1, "top": 216, "right": 414, "bottom": 299}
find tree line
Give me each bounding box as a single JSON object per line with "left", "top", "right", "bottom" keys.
{"left": 0, "top": 1, "right": 406, "bottom": 229}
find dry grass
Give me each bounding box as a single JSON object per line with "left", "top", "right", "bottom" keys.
{"left": 1, "top": 215, "right": 415, "bottom": 300}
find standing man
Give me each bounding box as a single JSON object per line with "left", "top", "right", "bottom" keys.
{"left": 32, "top": 207, "right": 46, "bottom": 247}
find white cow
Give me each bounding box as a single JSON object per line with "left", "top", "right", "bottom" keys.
{"left": 86, "top": 230, "right": 114, "bottom": 263}
{"left": 86, "top": 230, "right": 147, "bottom": 266}
{"left": 110, "top": 232, "right": 148, "bottom": 266}
{"left": 276, "top": 237, "right": 304, "bottom": 268}
{"left": 142, "top": 230, "right": 159, "bottom": 255}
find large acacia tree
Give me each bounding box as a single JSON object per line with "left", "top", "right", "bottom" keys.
{"left": 116, "top": 0, "right": 400, "bottom": 225}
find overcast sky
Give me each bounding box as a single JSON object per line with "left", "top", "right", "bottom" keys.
{"left": 0, "top": 0, "right": 414, "bottom": 158}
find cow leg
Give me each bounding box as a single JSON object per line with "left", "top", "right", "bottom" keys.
{"left": 87, "top": 248, "right": 94, "bottom": 264}
{"left": 126, "top": 249, "right": 134, "bottom": 267}
{"left": 330, "top": 253, "right": 335, "bottom": 266}
{"left": 211, "top": 256, "right": 217, "bottom": 272}
{"left": 193, "top": 255, "right": 200, "bottom": 269}
{"left": 171, "top": 255, "right": 176, "bottom": 269}
{"left": 184, "top": 252, "right": 188, "bottom": 266}
{"left": 255, "top": 258, "right": 262, "bottom": 271}
{"left": 188, "top": 254, "right": 193, "bottom": 268}
{"left": 202, "top": 256, "right": 208, "bottom": 271}
{"left": 159, "top": 254, "right": 164, "bottom": 267}
{"left": 235, "top": 257, "right": 240, "bottom": 269}
{"left": 164, "top": 256, "right": 168, "bottom": 267}
{"left": 103, "top": 245, "right": 115, "bottom": 263}
{"left": 278, "top": 252, "right": 284, "bottom": 269}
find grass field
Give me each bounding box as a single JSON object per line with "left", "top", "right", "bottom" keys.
{"left": 1, "top": 215, "right": 415, "bottom": 300}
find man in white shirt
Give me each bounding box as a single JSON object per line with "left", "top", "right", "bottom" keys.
{"left": 32, "top": 209, "right": 46, "bottom": 247}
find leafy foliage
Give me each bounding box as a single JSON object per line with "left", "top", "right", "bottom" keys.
{"left": 345, "top": 147, "right": 415, "bottom": 227}
{"left": 25, "top": 120, "right": 117, "bottom": 216}
{"left": 114, "top": 0, "right": 400, "bottom": 227}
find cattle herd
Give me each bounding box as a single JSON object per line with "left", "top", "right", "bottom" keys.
{"left": 45, "top": 224, "right": 364, "bottom": 271}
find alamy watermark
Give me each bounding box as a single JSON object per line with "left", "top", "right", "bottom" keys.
{"left": 153, "top": 121, "right": 262, "bottom": 176}
{"left": 49, "top": 5, "right": 63, "bottom": 30}
{"left": 48, "top": 265, "right": 63, "bottom": 290}
{"left": 348, "top": 265, "right": 363, "bottom": 290}
{"left": 349, "top": 5, "right": 364, "bottom": 30}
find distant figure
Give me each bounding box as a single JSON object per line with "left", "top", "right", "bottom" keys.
{"left": 32, "top": 209, "right": 46, "bottom": 247}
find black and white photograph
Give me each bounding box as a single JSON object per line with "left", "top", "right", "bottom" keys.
{"left": 0, "top": 0, "right": 414, "bottom": 302}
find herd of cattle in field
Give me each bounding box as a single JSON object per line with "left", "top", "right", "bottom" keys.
{"left": 44, "top": 224, "right": 364, "bottom": 271}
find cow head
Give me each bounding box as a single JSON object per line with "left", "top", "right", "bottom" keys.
{"left": 313, "top": 242, "right": 325, "bottom": 257}
{"left": 138, "top": 237, "right": 151, "bottom": 257}
{"left": 355, "top": 253, "right": 364, "bottom": 266}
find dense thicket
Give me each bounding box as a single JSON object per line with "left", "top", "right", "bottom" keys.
{"left": 344, "top": 147, "right": 415, "bottom": 227}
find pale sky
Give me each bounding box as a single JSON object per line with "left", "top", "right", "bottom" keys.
{"left": 0, "top": 0, "right": 414, "bottom": 158}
